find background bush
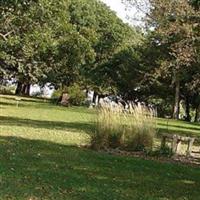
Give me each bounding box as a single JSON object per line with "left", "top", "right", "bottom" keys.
{"left": 51, "top": 84, "right": 86, "bottom": 106}
{"left": 51, "top": 88, "right": 62, "bottom": 102}
{"left": 0, "top": 85, "right": 16, "bottom": 95}
{"left": 67, "top": 84, "right": 86, "bottom": 106}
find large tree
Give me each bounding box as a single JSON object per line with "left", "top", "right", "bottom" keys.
{"left": 124, "top": 0, "right": 200, "bottom": 120}
{"left": 0, "top": 0, "right": 141, "bottom": 96}
{"left": 0, "top": 0, "right": 72, "bottom": 95}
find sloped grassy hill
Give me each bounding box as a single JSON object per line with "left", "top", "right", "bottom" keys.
{"left": 0, "top": 94, "right": 200, "bottom": 200}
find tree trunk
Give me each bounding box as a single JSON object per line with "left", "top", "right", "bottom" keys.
{"left": 173, "top": 78, "right": 180, "bottom": 120}
{"left": 185, "top": 95, "right": 191, "bottom": 122}
{"left": 92, "top": 91, "right": 97, "bottom": 104}
{"left": 15, "top": 81, "right": 30, "bottom": 96}
{"left": 15, "top": 82, "right": 22, "bottom": 95}
{"left": 21, "top": 84, "right": 26, "bottom": 95}
{"left": 24, "top": 83, "right": 31, "bottom": 96}
{"left": 194, "top": 105, "right": 200, "bottom": 122}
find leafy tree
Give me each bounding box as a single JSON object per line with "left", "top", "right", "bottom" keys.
{"left": 0, "top": 0, "right": 71, "bottom": 95}
{"left": 124, "top": 0, "right": 200, "bottom": 120}
{"left": 147, "top": 0, "right": 200, "bottom": 119}
{"left": 0, "top": 0, "right": 141, "bottom": 97}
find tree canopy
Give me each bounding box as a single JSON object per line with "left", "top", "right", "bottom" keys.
{"left": 120, "top": 0, "right": 200, "bottom": 121}
{"left": 0, "top": 0, "right": 141, "bottom": 95}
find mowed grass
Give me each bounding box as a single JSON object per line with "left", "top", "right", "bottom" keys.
{"left": 0, "top": 95, "right": 93, "bottom": 146}
{"left": 0, "top": 94, "right": 200, "bottom": 200}
{"left": 157, "top": 118, "right": 200, "bottom": 137}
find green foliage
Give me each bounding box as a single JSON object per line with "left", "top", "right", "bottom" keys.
{"left": 67, "top": 84, "right": 86, "bottom": 106}
{"left": 51, "top": 88, "right": 62, "bottom": 100}
{"left": 148, "top": 0, "right": 200, "bottom": 119}
{"left": 121, "top": 0, "right": 200, "bottom": 120}
{"left": 149, "top": 145, "right": 173, "bottom": 157}
{"left": 0, "top": 0, "right": 140, "bottom": 96}
{"left": 148, "top": 98, "right": 173, "bottom": 118}
{"left": 0, "top": 85, "right": 16, "bottom": 95}
{"left": 51, "top": 84, "right": 85, "bottom": 106}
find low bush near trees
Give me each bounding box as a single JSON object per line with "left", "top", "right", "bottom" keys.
{"left": 0, "top": 85, "right": 16, "bottom": 95}
{"left": 67, "top": 84, "right": 86, "bottom": 106}
{"left": 150, "top": 145, "right": 173, "bottom": 157}
{"left": 51, "top": 84, "right": 85, "bottom": 106}
{"left": 91, "top": 103, "right": 157, "bottom": 151}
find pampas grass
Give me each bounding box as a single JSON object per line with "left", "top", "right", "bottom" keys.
{"left": 124, "top": 103, "right": 157, "bottom": 151}
{"left": 91, "top": 102, "right": 157, "bottom": 151}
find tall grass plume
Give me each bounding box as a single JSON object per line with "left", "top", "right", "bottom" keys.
{"left": 91, "top": 102, "right": 157, "bottom": 151}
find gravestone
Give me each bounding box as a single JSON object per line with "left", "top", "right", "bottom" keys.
{"left": 60, "top": 93, "right": 69, "bottom": 106}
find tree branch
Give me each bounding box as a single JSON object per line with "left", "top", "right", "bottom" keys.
{"left": 0, "top": 30, "right": 14, "bottom": 41}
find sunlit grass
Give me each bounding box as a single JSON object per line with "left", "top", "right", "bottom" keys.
{"left": 0, "top": 95, "right": 93, "bottom": 146}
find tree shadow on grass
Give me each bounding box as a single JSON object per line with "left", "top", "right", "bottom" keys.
{"left": 0, "top": 116, "right": 94, "bottom": 134}
{"left": 0, "top": 95, "right": 96, "bottom": 115}
{"left": 0, "top": 101, "right": 16, "bottom": 107}
{"left": 157, "top": 122, "right": 200, "bottom": 137}
{"left": 157, "top": 122, "right": 200, "bottom": 131}
{"left": 0, "top": 98, "right": 55, "bottom": 110}
{"left": 0, "top": 95, "right": 49, "bottom": 103}
{"left": 0, "top": 136, "right": 200, "bottom": 200}
{"left": 157, "top": 128, "right": 197, "bottom": 138}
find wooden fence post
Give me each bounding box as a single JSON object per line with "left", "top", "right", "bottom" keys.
{"left": 186, "top": 138, "right": 195, "bottom": 157}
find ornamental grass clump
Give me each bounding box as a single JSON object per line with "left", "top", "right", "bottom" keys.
{"left": 91, "top": 102, "right": 157, "bottom": 151}
{"left": 91, "top": 104, "right": 124, "bottom": 150}
{"left": 123, "top": 104, "right": 157, "bottom": 151}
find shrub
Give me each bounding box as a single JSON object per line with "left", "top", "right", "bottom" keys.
{"left": 149, "top": 145, "right": 173, "bottom": 157}
{"left": 51, "top": 88, "right": 62, "bottom": 103}
{"left": 0, "top": 85, "right": 16, "bottom": 95}
{"left": 67, "top": 84, "right": 85, "bottom": 106}
{"left": 91, "top": 103, "right": 157, "bottom": 151}
{"left": 51, "top": 88, "right": 62, "bottom": 99}
{"left": 51, "top": 84, "right": 85, "bottom": 106}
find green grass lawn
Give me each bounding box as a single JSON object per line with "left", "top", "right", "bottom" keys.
{"left": 0, "top": 94, "right": 200, "bottom": 200}
{"left": 157, "top": 118, "right": 200, "bottom": 137}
